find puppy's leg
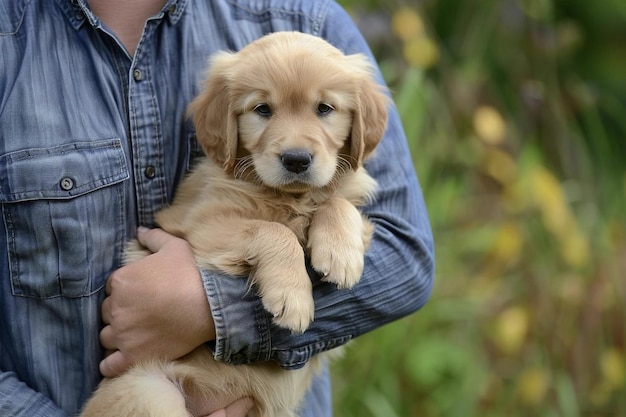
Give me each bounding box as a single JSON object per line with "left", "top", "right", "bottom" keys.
{"left": 189, "top": 219, "right": 315, "bottom": 333}
{"left": 80, "top": 361, "right": 190, "bottom": 417}
{"left": 308, "top": 197, "right": 373, "bottom": 289}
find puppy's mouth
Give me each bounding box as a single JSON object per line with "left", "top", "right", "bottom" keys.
{"left": 272, "top": 149, "right": 336, "bottom": 192}
{"left": 273, "top": 168, "right": 322, "bottom": 193}
{"left": 275, "top": 179, "right": 316, "bottom": 193}
{"left": 247, "top": 149, "right": 338, "bottom": 193}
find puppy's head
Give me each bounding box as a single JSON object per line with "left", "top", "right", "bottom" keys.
{"left": 188, "top": 31, "right": 388, "bottom": 193}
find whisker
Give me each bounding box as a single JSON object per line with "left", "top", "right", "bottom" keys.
{"left": 234, "top": 157, "right": 253, "bottom": 178}
{"left": 324, "top": 154, "right": 353, "bottom": 189}
{"left": 336, "top": 154, "right": 353, "bottom": 176}
{"left": 234, "top": 156, "right": 264, "bottom": 185}
{"left": 340, "top": 153, "right": 358, "bottom": 167}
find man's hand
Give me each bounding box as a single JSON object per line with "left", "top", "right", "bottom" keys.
{"left": 99, "top": 227, "right": 216, "bottom": 377}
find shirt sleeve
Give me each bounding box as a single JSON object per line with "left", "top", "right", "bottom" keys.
{"left": 201, "top": 0, "right": 435, "bottom": 369}
{"left": 0, "top": 371, "right": 67, "bottom": 417}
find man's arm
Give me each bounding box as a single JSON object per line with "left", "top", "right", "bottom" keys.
{"left": 0, "top": 371, "right": 67, "bottom": 417}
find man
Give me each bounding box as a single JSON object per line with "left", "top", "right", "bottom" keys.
{"left": 0, "top": 0, "right": 434, "bottom": 416}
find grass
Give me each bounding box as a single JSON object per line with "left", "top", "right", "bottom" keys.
{"left": 332, "top": 1, "right": 626, "bottom": 415}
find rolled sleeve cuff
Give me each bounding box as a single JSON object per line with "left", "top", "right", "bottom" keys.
{"left": 200, "top": 267, "right": 359, "bottom": 371}
{"left": 199, "top": 269, "right": 273, "bottom": 364}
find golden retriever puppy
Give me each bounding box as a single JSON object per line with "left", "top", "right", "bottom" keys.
{"left": 80, "top": 31, "right": 388, "bottom": 417}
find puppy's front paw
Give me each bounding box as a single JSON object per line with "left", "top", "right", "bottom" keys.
{"left": 308, "top": 199, "right": 371, "bottom": 289}
{"left": 256, "top": 267, "right": 314, "bottom": 333}
{"left": 310, "top": 236, "right": 364, "bottom": 290}
{"left": 266, "top": 292, "right": 315, "bottom": 334}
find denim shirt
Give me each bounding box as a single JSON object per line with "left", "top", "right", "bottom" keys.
{"left": 0, "top": 0, "right": 434, "bottom": 416}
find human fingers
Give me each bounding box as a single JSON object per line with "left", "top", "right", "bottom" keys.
{"left": 224, "top": 397, "right": 254, "bottom": 417}
{"left": 101, "top": 296, "right": 112, "bottom": 324}
{"left": 204, "top": 397, "right": 254, "bottom": 417}
{"left": 105, "top": 273, "right": 113, "bottom": 295}
{"left": 136, "top": 226, "right": 179, "bottom": 254}
{"left": 99, "top": 324, "right": 117, "bottom": 350}
{"left": 99, "top": 349, "right": 130, "bottom": 378}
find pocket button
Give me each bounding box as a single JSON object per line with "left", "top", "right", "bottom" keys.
{"left": 60, "top": 177, "right": 74, "bottom": 191}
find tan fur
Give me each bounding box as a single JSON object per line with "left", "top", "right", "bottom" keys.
{"left": 81, "top": 32, "right": 388, "bottom": 417}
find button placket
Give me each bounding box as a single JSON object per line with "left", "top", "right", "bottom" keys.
{"left": 133, "top": 68, "right": 143, "bottom": 81}
{"left": 126, "top": 27, "right": 169, "bottom": 226}
{"left": 144, "top": 165, "right": 156, "bottom": 179}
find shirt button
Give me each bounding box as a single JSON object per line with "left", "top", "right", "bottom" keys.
{"left": 144, "top": 165, "right": 156, "bottom": 179}
{"left": 133, "top": 68, "right": 143, "bottom": 81}
{"left": 169, "top": 5, "right": 177, "bottom": 14}
{"left": 60, "top": 177, "right": 74, "bottom": 191}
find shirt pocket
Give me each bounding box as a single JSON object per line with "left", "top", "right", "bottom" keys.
{"left": 0, "top": 139, "right": 130, "bottom": 299}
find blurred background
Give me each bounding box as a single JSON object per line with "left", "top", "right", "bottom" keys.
{"left": 332, "top": 1, "right": 626, "bottom": 416}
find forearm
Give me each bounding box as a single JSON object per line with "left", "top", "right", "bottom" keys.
{"left": 0, "top": 371, "right": 67, "bottom": 417}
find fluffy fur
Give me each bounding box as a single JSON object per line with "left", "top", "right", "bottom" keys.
{"left": 80, "top": 31, "right": 388, "bottom": 417}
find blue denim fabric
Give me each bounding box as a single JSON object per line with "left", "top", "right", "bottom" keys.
{"left": 0, "top": 0, "right": 434, "bottom": 416}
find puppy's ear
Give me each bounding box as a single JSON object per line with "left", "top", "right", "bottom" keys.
{"left": 347, "top": 54, "right": 389, "bottom": 170}
{"left": 187, "top": 52, "right": 238, "bottom": 172}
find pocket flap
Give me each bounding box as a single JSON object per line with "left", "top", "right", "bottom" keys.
{"left": 0, "top": 139, "right": 129, "bottom": 202}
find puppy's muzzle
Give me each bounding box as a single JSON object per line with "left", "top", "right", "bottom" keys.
{"left": 281, "top": 150, "right": 313, "bottom": 174}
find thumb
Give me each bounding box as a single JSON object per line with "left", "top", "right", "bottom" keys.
{"left": 205, "top": 398, "right": 254, "bottom": 417}
{"left": 223, "top": 397, "right": 254, "bottom": 416}
{"left": 136, "top": 226, "right": 176, "bottom": 254}
{"left": 99, "top": 350, "right": 130, "bottom": 378}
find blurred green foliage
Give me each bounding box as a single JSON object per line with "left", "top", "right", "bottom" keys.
{"left": 332, "top": 1, "right": 626, "bottom": 416}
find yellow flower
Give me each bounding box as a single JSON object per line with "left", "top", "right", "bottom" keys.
{"left": 528, "top": 166, "right": 590, "bottom": 268}
{"left": 529, "top": 166, "right": 568, "bottom": 235}
{"left": 392, "top": 7, "right": 424, "bottom": 41}
{"left": 516, "top": 367, "right": 550, "bottom": 405}
{"left": 473, "top": 106, "right": 506, "bottom": 145}
{"left": 601, "top": 348, "right": 625, "bottom": 390}
{"left": 560, "top": 229, "right": 590, "bottom": 269}
{"left": 591, "top": 349, "right": 625, "bottom": 406}
{"left": 403, "top": 36, "right": 439, "bottom": 70}
{"left": 482, "top": 148, "right": 517, "bottom": 186}
{"left": 491, "top": 221, "right": 523, "bottom": 265}
{"left": 492, "top": 306, "right": 529, "bottom": 355}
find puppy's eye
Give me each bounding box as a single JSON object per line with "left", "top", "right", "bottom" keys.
{"left": 316, "top": 103, "right": 334, "bottom": 116}
{"left": 254, "top": 103, "right": 272, "bottom": 117}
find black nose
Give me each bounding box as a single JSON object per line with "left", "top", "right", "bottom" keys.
{"left": 280, "top": 150, "right": 312, "bottom": 174}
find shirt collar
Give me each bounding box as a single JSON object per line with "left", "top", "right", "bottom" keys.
{"left": 163, "top": 0, "right": 187, "bottom": 25}
{"left": 56, "top": 0, "right": 187, "bottom": 31}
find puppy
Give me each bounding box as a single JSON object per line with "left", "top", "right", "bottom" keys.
{"left": 81, "top": 31, "right": 388, "bottom": 417}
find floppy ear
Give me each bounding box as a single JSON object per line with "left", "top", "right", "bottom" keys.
{"left": 347, "top": 54, "right": 389, "bottom": 170}
{"left": 187, "top": 52, "right": 239, "bottom": 173}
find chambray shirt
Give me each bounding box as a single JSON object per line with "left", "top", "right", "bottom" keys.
{"left": 0, "top": 0, "right": 434, "bottom": 416}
